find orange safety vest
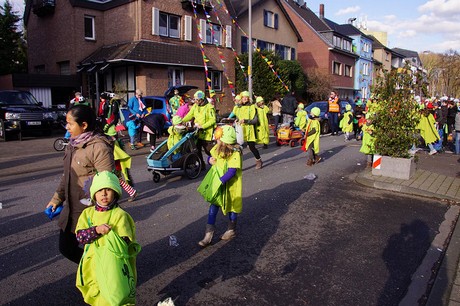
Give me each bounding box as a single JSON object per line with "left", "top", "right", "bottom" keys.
{"left": 328, "top": 97, "right": 340, "bottom": 113}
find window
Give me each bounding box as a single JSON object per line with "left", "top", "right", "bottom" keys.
{"left": 34, "top": 65, "right": 45, "bottom": 74}
{"left": 205, "top": 23, "right": 221, "bottom": 45}
{"left": 362, "top": 62, "right": 369, "bottom": 76}
{"left": 168, "top": 68, "right": 183, "bottom": 87}
{"left": 241, "top": 36, "right": 248, "bottom": 53}
{"left": 84, "top": 15, "right": 95, "bottom": 40}
{"left": 343, "top": 40, "right": 351, "bottom": 52}
{"left": 363, "top": 42, "right": 370, "bottom": 53}
{"left": 385, "top": 52, "right": 390, "bottom": 61}
{"left": 263, "top": 10, "right": 278, "bottom": 29}
{"left": 58, "top": 61, "right": 70, "bottom": 75}
{"left": 159, "top": 12, "right": 180, "bottom": 38}
{"left": 210, "top": 71, "right": 222, "bottom": 91}
{"left": 333, "top": 61, "right": 342, "bottom": 75}
{"left": 333, "top": 36, "right": 342, "bottom": 48}
{"left": 344, "top": 65, "right": 352, "bottom": 77}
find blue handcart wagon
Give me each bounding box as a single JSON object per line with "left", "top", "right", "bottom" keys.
{"left": 147, "top": 130, "right": 202, "bottom": 182}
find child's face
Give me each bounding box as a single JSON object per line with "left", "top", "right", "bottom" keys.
{"left": 95, "top": 188, "right": 116, "bottom": 206}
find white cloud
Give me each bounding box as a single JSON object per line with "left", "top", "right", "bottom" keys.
{"left": 335, "top": 6, "right": 361, "bottom": 16}
{"left": 419, "top": 0, "right": 460, "bottom": 17}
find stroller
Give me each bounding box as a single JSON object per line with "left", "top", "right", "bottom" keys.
{"left": 147, "top": 129, "right": 202, "bottom": 182}
{"left": 275, "top": 124, "right": 305, "bottom": 147}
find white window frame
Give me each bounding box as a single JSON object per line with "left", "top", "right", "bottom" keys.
{"left": 159, "top": 12, "right": 180, "bottom": 38}
{"left": 265, "top": 10, "right": 274, "bottom": 28}
{"left": 363, "top": 62, "right": 369, "bottom": 76}
{"left": 333, "top": 61, "right": 342, "bottom": 75}
{"left": 168, "top": 67, "right": 184, "bottom": 87}
{"left": 202, "top": 21, "right": 222, "bottom": 45}
{"left": 344, "top": 64, "right": 352, "bottom": 77}
{"left": 84, "top": 15, "right": 95, "bottom": 40}
{"left": 184, "top": 15, "right": 192, "bottom": 41}
{"left": 266, "top": 42, "right": 275, "bottom": 52}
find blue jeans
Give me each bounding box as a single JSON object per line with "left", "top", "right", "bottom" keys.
{"left": 455, "top": 131, "right": 460, "bottom": 155}
{"left": 328, "top": 112, "right": 339, "bottom": 134}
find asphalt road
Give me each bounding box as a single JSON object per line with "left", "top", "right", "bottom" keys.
{"left": 0, "top": 135, "right": 450, "bottom": 305}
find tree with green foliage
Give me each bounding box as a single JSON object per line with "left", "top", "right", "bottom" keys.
{"left": 0, "top": 0, "right": 27, "bottom": 75}
{"left": 372, "top": 65, "right": 422, "bottom": 158}
{"left": 235, "top": 50, "right": 306, "bottom": 102}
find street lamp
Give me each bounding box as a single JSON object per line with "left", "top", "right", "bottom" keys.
{"left": 248, "top": 0, "right": 253, "bottom": 101}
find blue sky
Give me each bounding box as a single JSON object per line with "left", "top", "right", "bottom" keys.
{"left": 304, "top": 0, "right": 460, "bottom": 53}
{"left": 5, "top": 0, "right": 460, "bottom": 54}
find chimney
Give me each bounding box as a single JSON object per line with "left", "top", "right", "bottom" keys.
{"left": 319, "top": 4, "right": 324, "bottom": 19}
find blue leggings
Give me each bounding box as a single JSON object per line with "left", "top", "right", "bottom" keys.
{"left": 207, "top": 204, "right": 237, "bottom": 224}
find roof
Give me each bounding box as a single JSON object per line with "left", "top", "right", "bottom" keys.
{"left": 368, "top": 35, "right": 389, "bottom": 50}
{"left": 283, "top": 0, "right": 330, "bottom": 32}
{"left": 79, "top": 40, "right": 210, "bottom": 68}
{"left": 226, "top": 0, "right": 302, "bottom": 42}
{"left": 392, "top": 48, "right": 420, "bottom": 59}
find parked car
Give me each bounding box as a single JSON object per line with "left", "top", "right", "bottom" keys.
{"left": 0, "top": 90, "right": 57, "bottom": 140}
{"left": 305, "top": 100, "right": 355, "bottom": 134}
{"left": 143, "top": 85, "right": 198, "bottom": 131}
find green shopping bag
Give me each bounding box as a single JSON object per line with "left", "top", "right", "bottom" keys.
{"left": 94, "top": 230, "right": 141, "bottom": 305}
{"left": 197, "top": 164, "right": 224, "bottom": 205}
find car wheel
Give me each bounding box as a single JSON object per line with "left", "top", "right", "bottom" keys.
{"left": 152, "top": 172, "right": 161, "bottom": 183}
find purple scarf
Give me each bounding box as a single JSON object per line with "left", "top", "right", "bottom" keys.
{"left": 69, "top": 131, "right": 95, "bottom": 146}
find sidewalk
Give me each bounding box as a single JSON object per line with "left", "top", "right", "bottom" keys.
{"left": 355, "top": 151, "right": 460, "bottom": 305}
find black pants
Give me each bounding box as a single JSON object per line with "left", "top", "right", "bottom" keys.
{"left": 59, "top": 228, "right": 83, "bottom": 264}
{"left": 196, "top": 139, "right": 214, "bottom": 167}
{"left": 247, "top": 141, "right": 261, "bottom": 160}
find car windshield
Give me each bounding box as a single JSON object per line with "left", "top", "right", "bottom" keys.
{"left": 0, "top": 91, "right": 40, "bottom": 106}
{"left": 306, "top": 102, "right": 327, "bottom": 112}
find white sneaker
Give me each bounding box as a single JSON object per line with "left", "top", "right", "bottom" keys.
{"left": 429, "top": 149, "right": 437, "bottom": 155}
{"left": 408, "top": 149, "right": 416, "bottom": 155}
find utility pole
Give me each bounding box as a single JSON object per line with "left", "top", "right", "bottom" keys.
{"left": 248, "top": 0, "right": 253, "bottom": 101}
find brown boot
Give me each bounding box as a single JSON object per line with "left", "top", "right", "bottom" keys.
{"left": 198, "top": 224, "right": 215, "bottom": 247}
{"left": 306, "top": 159, "right": 314, "bottom": 166}
{"left": 221, "top": 221, "right": 236, "bottom": 240}
{"left": 255, "top": 158, "right": 263, "bottom": 169}
{"left": 314, "top": 156, "right": 322, "bottom": 164}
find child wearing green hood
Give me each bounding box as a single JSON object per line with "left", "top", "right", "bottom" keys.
{"left": 198, "top": 125, "right": 243, "bottom": 247}
{"left": 76, "top": 171, "right": 139, "bottom": 306}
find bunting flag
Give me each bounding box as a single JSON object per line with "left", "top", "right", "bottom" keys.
{"left": 217, "top": 0, "right": 290, "bottom": 91}
{"left": 190, "top": 0, "right": 213, "bottom": 96}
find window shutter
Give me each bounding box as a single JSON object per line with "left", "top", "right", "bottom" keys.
{"left": 225, "top": 25, "right": 232, "bottom": 48}
{"left": 200, "top": 19, "right": 206, "bottom": 43}
{"left": 263, "top": 10, "right": 268, "bottom": 26}
{"left": 152, "top": 7, "right": 159, "bottom": 35}
{"left": 184, "top": 15, "right": 192, "bottom": 41}
{"left": 291, "top": 48, "right": 296, "bottom": 60}
{"left": 274, "top": 13, "right": 279, "bottom": 29}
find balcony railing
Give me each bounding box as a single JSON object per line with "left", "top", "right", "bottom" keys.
{"left": 181, "top": 0, "right": 212, "bottom": 10}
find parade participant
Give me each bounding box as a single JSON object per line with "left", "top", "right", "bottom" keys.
{"left": 281, "top": 90, "right": 297, "bottom": 126}
{"left": 197, "top": 125, "right": 242, "bottom": 246}
{"left": 327, "top": 90, "right": 340, "bottom": 135}
{"left": 340, "top": 104, "right": 354, "bottom": 141}
{"left": 167, "top": 115, "right": 186, "bottom": 159}
{"left": 294, "top": 103, "right": 307, "bottom": 131}
{"left": 126, "top": 114, "right": 140, "bottom": 150}
{"left": 270, "top": 93, "right": 282, "bottom": 131}
{"left": 302, "top": 107, "right": 321, "bottom": 166}
{"left": 353, "top": 99, "right": 365, "bottom": 140}
{"left": 182, "top": 90, "right": 217, "bottom": 169}
{"left": 416, "top": 104, "right": 440, "bottom": 155}
{"left": 169, "top": 89, "right": 184, "bottom": 116}
{"left": 142, "top": 112, "right": 167, "bottom": 152}
{"left": 45, "top": 105, "right": 114, "bottom": 264}
{"left": 97, "top": 92, "right": 119, "bottom": 138}
{"left": 76, "top": 171, "right": 139, "bottom": 306}
{"left": 455, "top": 101, "right": 460, "bottom": 155}
{"left": 360, "top": 114, "right": 375, "bottom": 168}
{"left": 255, "top": 96, "right": 270, "bottom": 149}
{"left": 176, "top": 94, "right": 193, "bottom": 119}
{"left": 69, "top": 92, "right": 90, "bottom": 107}
{"left": 128, "top": 89, "right": 147, "bottom": 147}
{"left": 229, "top": 91, "right": 263, "bottom": 169}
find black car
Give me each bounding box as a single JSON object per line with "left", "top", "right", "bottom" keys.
{"left": 305, "top": 100, "right": 355, "bottom": 134}
{"left": 0, "top": 90, "right": 57, "bottom": 140}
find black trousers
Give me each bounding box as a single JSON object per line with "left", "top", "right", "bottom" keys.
{"left": 59, "top": 228, "right": 83, "bottom": 264}
{"left": 247, "top": 141, "right": 261, "bottom": 160}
